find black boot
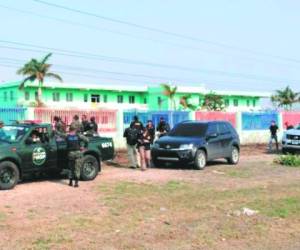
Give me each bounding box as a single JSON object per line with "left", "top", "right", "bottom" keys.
{"left": 74, "top": 179, "right": 79, "bottom": 188}
{"left": 69, "top": 179, "right": 73, "bottom": 186}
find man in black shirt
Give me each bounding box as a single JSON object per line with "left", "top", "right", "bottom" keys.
{"left": 156, "top": 117, "right": 170, "bottom": 138}
{"left": 269, "top": 120, "right": 279, "bottom": 152}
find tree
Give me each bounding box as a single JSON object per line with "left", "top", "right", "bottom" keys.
{"left": 179, "top": 94, "right": 197, "bottom": 111}
{"left": 161, "top": 83, "right": 177, "bottom": 110}
{"left": 202, "top": 92, "right": 225, "bottom": 111}
{"left": 271, "top": 86, "right": 300, "bottom": 110}
{"left": 17, "top": 53, "right": 62, "bottom": 106}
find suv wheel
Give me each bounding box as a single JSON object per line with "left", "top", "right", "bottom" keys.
{"left": 0, "top": 161, "right": 20, "bottom": 190}
{"left": 227, "top": 146, "right": 240, "bottom": 165}
{"left": 81, "top": 155, "right": 99, "bottom": 181}
{"left": 194, "top": 150, "right": 207, "bottom": 170}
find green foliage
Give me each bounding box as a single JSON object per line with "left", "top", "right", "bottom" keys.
{"left": 275, "top": 154, "right": 300, "bottom": 167}
{"left": 161, "top": 83, "right": 177, "bottom": 110}
{"left": 17, "top": 53, "right": 62, "bottom": 105}
{"left": 202, "top": 92, "right": 225, "bottom": 111}
{"left": 271, "top": 86, "right": 300, "bottom": 110}
{"left": 179, "top": 94, "right": 197, "bottom": 111}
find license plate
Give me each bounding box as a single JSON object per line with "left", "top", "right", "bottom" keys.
{"left": 292, "top": 140, "right": 299, "bottom": 145}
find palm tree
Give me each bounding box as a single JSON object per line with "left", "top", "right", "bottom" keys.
{"left": 271, "top": 86, "right": 300, "bottom": 110}
{"left": 161, "top": 83, "right": 177, "bottom": 110}
{"left": 179, "top": 94, "right": 197, "bottom": 111}
{"left": 202, "top": 92, "right": 225, "bottom": 111}
{"left": 17, "top": 53, "right": 63, "bottom": 105}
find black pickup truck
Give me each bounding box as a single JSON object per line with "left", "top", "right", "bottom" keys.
{"left": 0, "top": 122, "right": 115, "bottom": 190}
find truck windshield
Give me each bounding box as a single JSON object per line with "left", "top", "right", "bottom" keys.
{"left": 0, "top": 126, "right": 29, "bottom": 143}
{"left": 168, "top": 123, "right": 208, "bottom": 137}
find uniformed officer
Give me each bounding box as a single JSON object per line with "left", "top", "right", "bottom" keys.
{"left": 66, "top": 125, "right": 89, "bottom": 187}
{"left": 70, "top": 115, "right": 83, "bottom": 134}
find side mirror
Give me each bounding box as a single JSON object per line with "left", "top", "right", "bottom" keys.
{"left": 207, "top": 133, "right": 218, "bottom": 139}
{"left": 25, "top": 137, "right": 33, "bottom": 145}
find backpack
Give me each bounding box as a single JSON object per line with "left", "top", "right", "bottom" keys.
{"left": 126, "top": 128, "right": 139, "bottom": 145}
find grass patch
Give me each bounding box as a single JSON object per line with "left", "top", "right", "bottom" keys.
{"left": 249, "top": 197, "right": 300, "bottom": 218}
{"left": 225, "top": 168, "right": 253, "bottom": 178}
{"left": 0, "top": 212, "right": 6, "bottom": 223}
{"left": 275, "top": 154, "right": 300, "bottom": 167}
{"left": 32, "top": 230, "right": 73, "bottom": 250}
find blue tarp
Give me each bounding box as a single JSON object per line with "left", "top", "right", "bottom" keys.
{"left": 242, "top": 112, "right": 279, "bottom": 130}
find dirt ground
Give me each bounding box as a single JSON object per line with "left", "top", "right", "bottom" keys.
{"left": 1, "top": 144, "right": 300, "bottom": 250}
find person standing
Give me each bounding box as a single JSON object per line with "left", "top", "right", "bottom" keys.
{"left": 123, "top": 124, "right": 139, "bottom": 168}
{"left": 81, "top": 114, "right": 90, "bottom": 133}
{"left": 130, "top": 115, "right": 144, "bottom": 131}
{"left": 269, "top": 120, "right": 279, "bottom": 152}
{"left": 53, "top": 116, "right": 66, "bottom": 134}
{"left": 146, "top": 120, "right": 155, "bottom": 144}
{"left": 66, "top": 125, "right": 89, "bottom": 187}
{"left": 157, "top": 117, "right": 170, "bottom": 138}
{"left": 70, "top": 115, "right": 83, "bottom": 133}
{"left": 137, "top": 128, "right": 152, "bottom": 171}
{"left": 88, "top": 116, "right": 98, "bottom": 135}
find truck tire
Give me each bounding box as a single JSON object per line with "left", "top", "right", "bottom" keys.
{"left": 194, "top": 150, "right": 207, "bottom": 170}
{"left": 81, "top": 155, "right": 99, "bottom": 181}
{"left": 227, "top": 146, "right": 240, "bottom": 165}
{"left": 0, "top": 161, "right": 20, "bottom": 190}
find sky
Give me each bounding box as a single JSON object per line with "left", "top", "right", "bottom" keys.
{"left": 0, "top": 0, "right": 300, "bottom": 93}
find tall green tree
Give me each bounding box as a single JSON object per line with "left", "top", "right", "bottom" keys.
{"left": 161, "top": 83, "right": 177, "bottom": 110}
{"left": 17, "top": 53, "right": 63, "bottom": 105}
{"left": 202, "top": 92, "right": 225, "bottom": 111}
{"left": 271, "top": 86, "right": 300, "bottom": 110}
{"left": 179, "top": 94, "right": 197, "bottom": 111}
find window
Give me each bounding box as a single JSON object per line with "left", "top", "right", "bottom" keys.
{"left": 66, "top": 92, "right": 73, "bottom": 102}
{"left": 169, "top": 123, "right": 208, "bottom": 137}
{"left": 143, "top": 98, "right": 147, "bottom": 104}
{"left": 3, "top": 91, "right": 7, "bottom": 101}
{"left": 158, "top": 97, "right": 162, "bottom": 105}
{"left": 103, "top": 94, "right": 108, "bottom": 103}
{"left": 218, "top": 122, "right": 230, "bottom": 135}
{"left": 84, "top": 94, "right": 88, "bottom": 102}
{"left": 233, "top": 99, "right": 239, "bottom": 107}
{"left": 91, "top": 94, "right": 100, "bottom": 103}
{"left": 117, "top": 95, "right": 123, "bottom": 103}
{"left": 35, "top": 91, "right": 38, "bottom": 101}
{"left": 207, "top": 123, "right": 218, "bottom": 135}
{"left": 253, "top": 99, "right": 256, "bottom": 107}
{"left": 10, "top": 91, "right": 14, "bottom": 101}
{"left": 129, "top": 96, "right": 135, "bottom": 104}
{"left": 25, "top": 91, "right": 30, "bottom": 101}
{"left": 225, "top": 99, "right": 230, "bottom": 107}
{"left": 52, "top": 92, "right": 60, "bottom": 102}
{"left": 246, "top": 100, "right": 250, "bottom": 107}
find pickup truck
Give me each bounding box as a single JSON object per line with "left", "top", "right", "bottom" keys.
{"left": 282, "top": 124, "right": 300, "bottom": 154}
{"left": 0, "top": 122, "right": 114, "bottom": 190}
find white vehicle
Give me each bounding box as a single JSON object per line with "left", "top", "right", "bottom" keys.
{"left": 282, "top": 124, "right": 300, "bottom": 154}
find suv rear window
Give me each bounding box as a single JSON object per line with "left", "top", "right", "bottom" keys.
{"left": 169, "top": 123, "right": 208, "bottom": 137}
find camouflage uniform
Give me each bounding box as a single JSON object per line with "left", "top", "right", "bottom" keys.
{"left": 70, "top": 120, "right": 83, "bottom": 134}
{"left": 66, "top": 132, "right": 88, "bottom": 187}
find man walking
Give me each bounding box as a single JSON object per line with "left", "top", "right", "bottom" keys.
{"left": 269, "top": 120, "right": 279, "bottom": 152}
{"left": 66, "top": 125, "right": 89, "bottom": 187}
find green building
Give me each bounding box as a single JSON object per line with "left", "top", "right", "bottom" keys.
{"left": 0, "top": 80, "right": 269, "bottom": 111}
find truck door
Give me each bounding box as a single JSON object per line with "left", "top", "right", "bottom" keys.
{"left": 19, "top": 127, "right": 57, "bottom": 172}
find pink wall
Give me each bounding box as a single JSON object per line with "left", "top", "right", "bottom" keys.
{"left": 282, "top": 112, "right": 300, "bottom": 128}
{"left": 34, "top": 108, "right": 117, "bottom": 132}
{"left": 195, "top": 111, "right": 237, "bottom": 127}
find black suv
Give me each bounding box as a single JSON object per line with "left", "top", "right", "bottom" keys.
{"left": 151, "top": 121, "right": 240, "bottom": 169}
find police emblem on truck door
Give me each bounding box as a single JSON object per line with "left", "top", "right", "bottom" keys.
{"left": 32, "top": 147, "right": 47, "bottom": 166}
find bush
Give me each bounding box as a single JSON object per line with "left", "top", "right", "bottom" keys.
{"left": 275, "top": 154, "right": 300, "bottom": 167}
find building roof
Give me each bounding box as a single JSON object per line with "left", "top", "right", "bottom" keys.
{"left": 0, "top": 80, "right": 271, "bottom": 97}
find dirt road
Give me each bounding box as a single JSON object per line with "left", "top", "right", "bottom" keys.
{"left": 0, "top": 145, "right": 300, "bottom": 250}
